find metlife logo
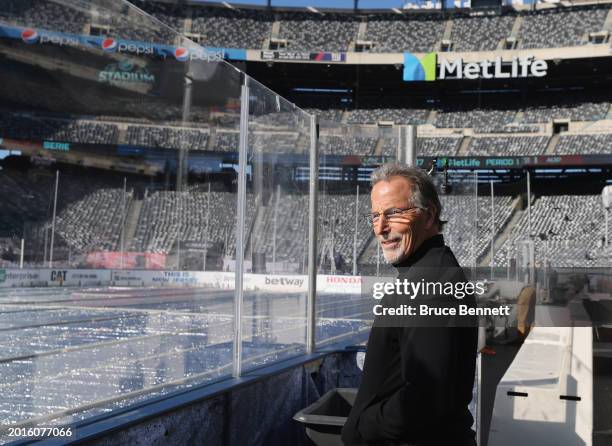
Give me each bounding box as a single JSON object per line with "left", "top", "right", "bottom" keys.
{"left": 403, "top": 52, "right": 548, "bottom": 82}
{"left": 403, "top": 52, "right": 437, "bottom": 81}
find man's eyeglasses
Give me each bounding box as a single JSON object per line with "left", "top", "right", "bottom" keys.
{"left": 365, "top": 207, "right": 424, "bottom": 227}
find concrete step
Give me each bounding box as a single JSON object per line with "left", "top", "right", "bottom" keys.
{"left": 457, "top": 135, "right": 472, "bottom": 156}
{"left": 545, "top": 133, "right": 560, "bottom": 155}
{"left": 123, "top": 198, "right": 142, "bottom": 251}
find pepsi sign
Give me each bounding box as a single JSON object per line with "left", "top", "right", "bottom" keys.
{"left": 20, "top": 28, "right": 38, "bottom": 44}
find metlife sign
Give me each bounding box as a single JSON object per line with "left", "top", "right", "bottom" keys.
{"left": 403, "top": 52, "right": 548, "bottom": 82}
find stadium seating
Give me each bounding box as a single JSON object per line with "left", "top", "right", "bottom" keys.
{"left": 191, "top": 7, "right": 273, "bottom": 49}
{"left": 380, "top": 137, "right": 463, "bottom": 157}
{"left": 1, "top": 0, "right": 610, "bottom": 54}
{"left": 54, "top": 188, "right": 129, "bottom": 252}
{"left": 440, "top": 195, "right": 515, "bottom": 266}
{"left": 92, "top": 6, "right": 177, "bottom": 44}
{"left": 518, "top": 6, "right": 609, "bottom": 49}
{"left": 131, "top": 0, "right": 186, "bottom": 33}
{"left": 318, "top": 193, "right": 371, "bottom": 270}
{"left": 125, "top": 125, "right": 209, "bottom": 151}
{"left": 130, "top": 190, "right": 255, "bottom": 256}
{"left": 251, "top": 191, "right": 371, "bottom": 270}
{"left": 418, "top": 137, "right": 463, "bottom": 156}
{"left": 304, "top": 108, "right": 344, "bottom": 123}
{"left": 554, "top": 134, "right": 612, "bottom": 155}
{"left": 474, "top": 124, "right": 541, "bottom": 134}
{"left": 364, "top": 13, "right": 445, "bottom": 53}
{"left": 435, "top": 108, "right": 517, "bottom": 129}
{"left": 251, "top": 132, "right": 300, "bottom": 153}
{"left": 278, "top": 12, "right": 359, "bottom": 52}
{"left": 0, "top": 114, "right": 118, "bottom": 145}
{"left": 521, "top": 99, "right": 609, "bottom": 123}
{"left": 0, "top": 166, "right": 134, "bottom": 264}
{"left": 214, "top": 131, "right": 240, "bottom": 152}
{"left": 319, "top": 135, "right": 378, "bottom": 156}
{"left": 346, "top": 107, "right": 429, "bottom": 125}
{"left": 450, "top": 13, "right": 515, "bottom": 52}
{"left": 466, "top": 136, "right": 549, "bottom": 156}
{"left": 2, "top": 0, "right": 89, "bottom": 34}
{"left": 252, "top": 193, "right": 309, "bottom": 265}
{"left": 0, "top": 170, "right": 53, "bottom": 237}
{"left": 493, "top": 195, "right": 607, "bottom": 267}
{"left": 250, "top": 112, "right": 298, "bottom": 129}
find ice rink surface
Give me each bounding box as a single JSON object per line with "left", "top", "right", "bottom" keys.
{"left": 0, "top": 286, "right": 371, "bottom": 438}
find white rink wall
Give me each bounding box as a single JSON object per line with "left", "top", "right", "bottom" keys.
{"left": 0, "top": 268, "right": 363, "bottom": 294}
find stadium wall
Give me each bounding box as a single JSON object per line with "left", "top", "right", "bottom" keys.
{"left": 0, "top": 268, "right": 363, "bottom": 294}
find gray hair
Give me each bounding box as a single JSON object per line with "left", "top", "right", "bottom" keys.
{"left": 371, "top": 163, "right": 446, "bottom": 230}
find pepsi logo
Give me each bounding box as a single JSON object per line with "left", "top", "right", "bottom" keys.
{"left": 101, "top": 38, "right": 117, "bottom": 52}
{"left": 21, "top": 28, "right": 38, "bottom": 44}
{"left": 174, "top": 47, "right": 189, "bottom": 62}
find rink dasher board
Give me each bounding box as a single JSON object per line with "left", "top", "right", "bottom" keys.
{"left": 0, "top": 269, "right": 363, "bottom": 294}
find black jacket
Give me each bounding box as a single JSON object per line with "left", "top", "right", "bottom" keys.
{"left": 341, "top": 234, "right": 478, "bottom": 446}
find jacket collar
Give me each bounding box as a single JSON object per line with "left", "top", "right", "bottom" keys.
{"left": 392, "top": 233, "right": 445, "bottom": 270}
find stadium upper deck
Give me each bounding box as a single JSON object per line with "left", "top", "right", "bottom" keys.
{"left": 1, "top": 0, "right": 611, "bottom": 54}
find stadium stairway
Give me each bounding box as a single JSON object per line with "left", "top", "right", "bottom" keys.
{"left": 270, "top": 19, "right": 282, "bottom": 45}
{"left": 184, "top": 17, "right": 193, "bottom": 34}
{"left": 123, "top": 198, "right": 143, "bottom": 250}
{"left": 440, "top": 19, "right": 454, "bottom": 48}
{"left": 508, "top": 16, "right": 524, "bottom": 48}
{"left": 356, "top": 21, "right": 368, "bottom": 43}
{"left": 512, "top": 111, "right": 525, "bottom": 124}
{"left": 373, "top": 138, "right": 384, "bottom": 156}
{"left": 545, "top": 133, "right": 561, "bottom": 154}
{"left": 117, "top": 123, "right": 128, "bottom": 145}
{"left": 426, "top": 110, "right": 437, "bottom": 125}
{"left": 604, "top": 8, "right": 612, "bottom": 33}
{"left": 457, "top": 135, "right": 472, "bottom": 156}
{"left": 479, "top": 196, "right": 523, "bottom": 267}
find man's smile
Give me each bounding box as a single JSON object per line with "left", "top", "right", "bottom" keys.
{"left": 380, "top": 238, "right": 401, "bottom": 249}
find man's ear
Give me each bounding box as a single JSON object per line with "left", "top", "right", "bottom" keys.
{"left": 423, "top": 208, "right": 436, "bottom": 230}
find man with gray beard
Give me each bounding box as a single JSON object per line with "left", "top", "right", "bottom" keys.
{"left": 341, "top": 163, "right": 477, "bottom": 446}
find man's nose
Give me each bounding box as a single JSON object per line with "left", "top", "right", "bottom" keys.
{"left": 373, "top": 215, "right": 389, "bottom": 236}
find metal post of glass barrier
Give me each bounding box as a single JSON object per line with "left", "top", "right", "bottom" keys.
{"left": 272, "top": 185, "right": 280, "bottom": 274}
{"left": 178, "top": 76, "right": 193, "bottom": 193}
{"left": 490, "top": 180, "right": 495, "bottom": 280}
{"left": 527, "top": 170, "right": 532, "bottom": 237}
{"left": 399, "top": 125, "right": 416, "bottom": 167}
{"left": 473, "top": 170, "right": 478, "bottom": 278}
{"left": 49, "top": 169, "right": 59, "bottom": 268}
{"left": 307, "top": 114, "right": 318, "bottom": 354}
{"left": 120, "top": 177, "right": 126, "bottom": 270}
{"left": 233, "top": 76, "right": 249, "bottom": 378}
{"left": 352, "top": 184, "right": 360, "bottom": 276}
